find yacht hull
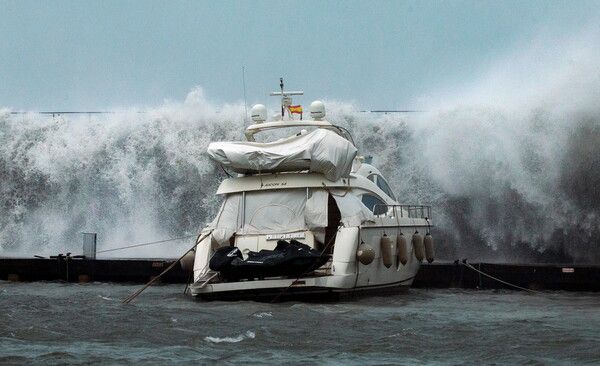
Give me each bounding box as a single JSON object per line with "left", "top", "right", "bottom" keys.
{"left": 190, "top": 274, "right": 417, "bottom": 302}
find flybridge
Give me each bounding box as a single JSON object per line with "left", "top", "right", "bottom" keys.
{"left": 244, "top": 78, "right": 354, "bottom": 145}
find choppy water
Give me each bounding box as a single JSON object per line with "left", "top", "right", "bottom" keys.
{"left": 1, "top": 282, "right": 598, "bottom": 365}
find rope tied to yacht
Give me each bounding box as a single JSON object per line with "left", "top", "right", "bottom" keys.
{"left": 462, "top": 260, "right": 544, "bottom": 294}
{"left": 93, "top": 235, "right": 198, "bottom": 255}
{"left": 122, "top": 230, "right": 213, "bottom": 304}
{"left": 321, "top": 182, "right": 350, "bottom": 197}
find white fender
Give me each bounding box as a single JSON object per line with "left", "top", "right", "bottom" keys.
{"left": 413, "top": 231, "right": 424, "bottom": 262}
{"left": 380, "top": 235, "right": 394, "bottom": 268}
{"left": 180, "top": 249, "right": 195, "bottom": 272}
{"left": 357, "top": 243, "right": 375, "bottom": 265}
{"left": 397, "top": 233, "right": 408, "bottom": 265}
{"left": 424, "top": 233, "right": 435, "bottom": 263}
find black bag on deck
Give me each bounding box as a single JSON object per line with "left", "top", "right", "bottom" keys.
{"left": 225, "top": 239, "right": 330, "bottom": 280}
{"left": 209, "top": 246, "right": 243, "bottom": 271}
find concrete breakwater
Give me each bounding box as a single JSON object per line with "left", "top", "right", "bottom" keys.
{"left": 0, "top": 257, "right": 189, "bottom": 284}
{"left": 1, "top": 257, "right": 599, "bottom": 292}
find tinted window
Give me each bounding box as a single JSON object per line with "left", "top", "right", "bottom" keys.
{"left": 367, "top": 174, "right": 396, "bottom": 201}
{"left": 376, "top": 176, "right": 396, "bottom": 201}
{"left": 361, "top": 194, "right": 387, "bottom": 215}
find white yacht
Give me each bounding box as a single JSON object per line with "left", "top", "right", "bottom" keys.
{"left": 188, "top": 81, "right": 434, "bottom": 301}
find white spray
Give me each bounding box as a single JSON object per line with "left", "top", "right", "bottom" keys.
{"left": 1, "top": 27, "right": 600, "bottom": 262}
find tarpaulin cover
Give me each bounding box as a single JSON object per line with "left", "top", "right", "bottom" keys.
{"left": 208, "top": 188, "right": 374, "bottom": 245}
{"left": 207, "top": 129, "right": 357, "bottom": 181}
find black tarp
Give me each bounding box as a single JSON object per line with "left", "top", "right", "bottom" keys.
{"left": 210, "top": 240, "right": 330, "bottom": 281}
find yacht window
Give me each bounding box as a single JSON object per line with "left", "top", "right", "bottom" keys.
{"left": 376, "top": 176, "right": 396, "bottom": 201}
{"left": 367, "top": 174, "right": 396, "bottom": 201}
{"left": 361, "top": 194, "right": 387, "bottom": 215}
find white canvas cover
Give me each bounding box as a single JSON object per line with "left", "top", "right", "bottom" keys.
{"left": 305, "top": 190, "right": 329, "bottom": 229}
{"left": 304, "top": 190, "right": 330, "bottom": 243}
{"left": 329, "top": 189, "right": 375, "bottom": 227}
{"left": 242, "top": 189, "right": 307, "bottom": 234}
{"left": 208, "top": 194, "right": 241, "bottom": 246}
{"left": 208, "top": 188, "right": 374, "bottom": 245}
{"left": 208, "top": 189, "right": 308, "bottom": 244}
{"left": 207, "top": 129, "right": 357, "bottom": 181}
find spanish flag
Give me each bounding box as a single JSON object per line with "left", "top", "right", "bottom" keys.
{"left": 289, "top": 105, "right": 303, "bottom": 114}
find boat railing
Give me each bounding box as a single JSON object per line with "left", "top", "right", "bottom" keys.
{"left": 373, "top": 204, "right": 432, "bottom": 219}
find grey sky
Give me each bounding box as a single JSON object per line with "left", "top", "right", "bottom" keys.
{"left": 1, "top": 0, "right": 599, "bottom": 111}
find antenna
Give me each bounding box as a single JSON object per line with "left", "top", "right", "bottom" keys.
{"left": 242, "top": 67, "right": 248, "bottom": 123}
{"left": 280, "top": 78, "right": 284, "bottom": 117}
{"left": 269, "top": 78, "right": 303, "bottom": 120}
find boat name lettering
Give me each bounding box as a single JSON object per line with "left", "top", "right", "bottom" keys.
{"left": 263, "top": 182, "right": 287, "bottom": 187}
{"left": 266, "top": 233, "right": 306, "bottom": 241}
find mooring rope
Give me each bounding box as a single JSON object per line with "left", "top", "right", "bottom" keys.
{"left": 122, "top": 230, "right": 213, "bottom": 304}
{"left": 351, "top": 227, "right": 362, "bottom": 298}
{"left": 92, "top": 235, "right": 198, "bottom": 255}
{"left": 462, "top": 261, "right": 544, "bottom": 294}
